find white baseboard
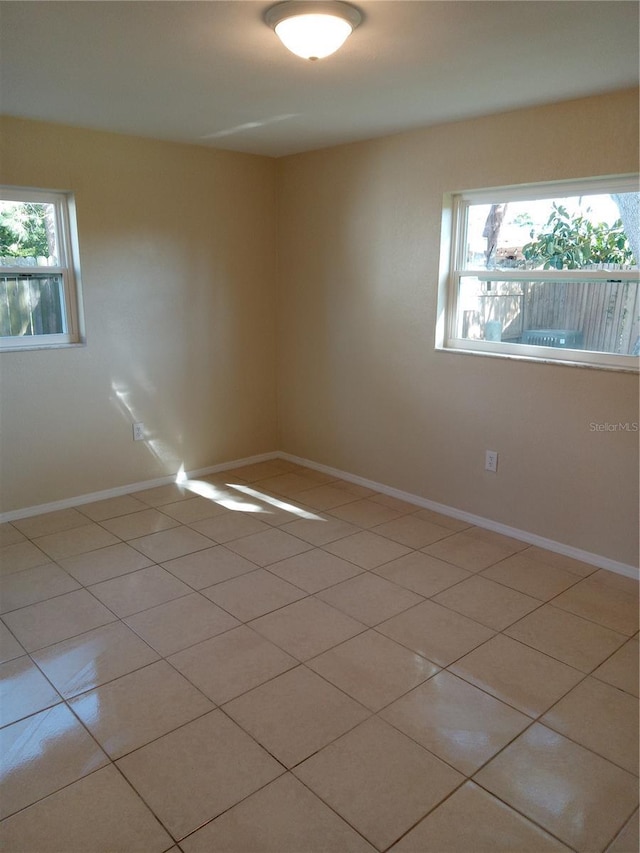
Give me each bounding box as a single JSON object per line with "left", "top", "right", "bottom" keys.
{"left": 2, "top": 448, "right": 637, "bottom": 581}
{"left": 278, "top": 452, "right": 640, "bottom": 581}
{"left": 0, "top": 451, "right": 279, "bottom": 524}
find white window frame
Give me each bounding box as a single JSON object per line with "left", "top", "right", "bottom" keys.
{"left": 0, "top": 186, "right": 85, "bottom": 351}
{"left": 436, "top": 175, "right": 640, "bottom": 372}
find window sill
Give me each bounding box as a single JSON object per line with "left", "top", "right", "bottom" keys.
{"left": 0, "top": 341, "right": 86, "bottom": 354}
{"left": 435, "top": 344, "right": 640, "bottom": 373}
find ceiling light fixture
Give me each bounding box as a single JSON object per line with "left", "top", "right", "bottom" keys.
{"left": 265, "top": 1, "right": 362, "bottom": 61}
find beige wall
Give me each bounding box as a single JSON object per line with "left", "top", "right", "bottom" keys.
{"left": 276, "top": 90, "right": 640, "bottom": 566}
{"left": 0, "top": 118, "right": 278, "bottom": 511}
{"left": 2, "top": 92, "right": 638, "bottom": 566}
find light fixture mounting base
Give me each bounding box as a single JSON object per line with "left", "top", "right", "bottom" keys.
{"left": 264, "top": 1, "right": 362, "bottom": 32}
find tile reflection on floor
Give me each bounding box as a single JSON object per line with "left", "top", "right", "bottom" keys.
{"left": 0, "top": 459, "right": 638, "bottom": 852}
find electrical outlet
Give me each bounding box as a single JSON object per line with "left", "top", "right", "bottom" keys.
{"left": 485, "top": 450, "right": 498, "bottom": 473}
{"left": 133, "top": 422, "right": 145, "bottom": 441}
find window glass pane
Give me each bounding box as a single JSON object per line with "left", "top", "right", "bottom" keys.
{"left": 465, "top": 193, "right": 637, "bottom": 271}
{"left": 457, "top": 275, "right": 639, "bottom": 356}
{"left": 0, "top": 274, "right": 66, "bottom": 337}
{"left": 0, "top": 200, "right": 60, "bottom": 267}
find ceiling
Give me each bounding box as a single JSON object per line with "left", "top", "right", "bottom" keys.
{"left": 0, "top": 1, "right": 637, "bottom": 158}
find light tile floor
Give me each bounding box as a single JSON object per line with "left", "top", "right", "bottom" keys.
{"left": 0, "top": 459, "right": 638, "bottom": 853}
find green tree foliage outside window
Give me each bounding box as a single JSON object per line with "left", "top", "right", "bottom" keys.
{"left": 0, "top": 201, "right": 51, "bottom": 259}
{"left": 522, "top": 203, "right": 635, "bottom": 270}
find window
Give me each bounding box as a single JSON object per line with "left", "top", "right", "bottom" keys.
{"left": 0, "top": 187, "right": 84, "bottom": 351}
{"left": 437, "top": 176, "right": 639, "bottom": 371}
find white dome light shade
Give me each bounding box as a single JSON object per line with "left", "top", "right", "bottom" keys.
{"left": 265, "top": 2, "right": 362, "bottom": 61}
{"left": 275, "top": 14, "right": 352, "bottom": 60}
